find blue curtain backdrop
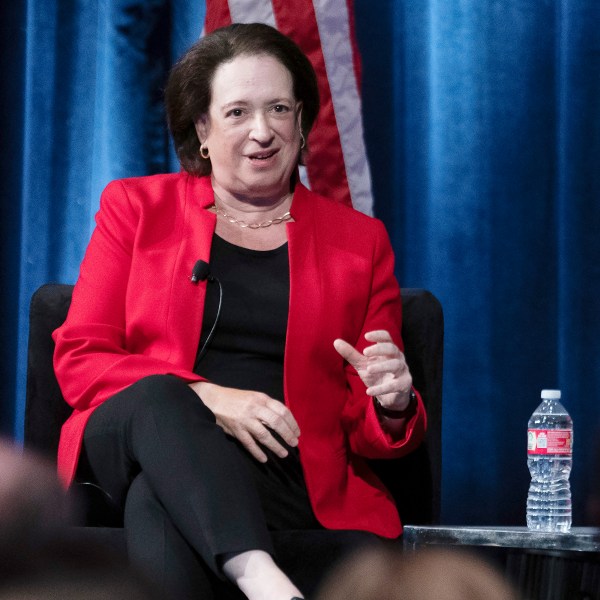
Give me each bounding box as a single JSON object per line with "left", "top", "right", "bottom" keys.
{"left": 2, "top": 0, "right": 599, "bottom": 526}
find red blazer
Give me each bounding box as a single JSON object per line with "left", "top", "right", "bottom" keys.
{"left": 53, "top": 173, "right": 426, "bottom": 538}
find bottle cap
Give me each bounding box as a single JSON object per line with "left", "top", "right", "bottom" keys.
{"left": 541, "top": 389, "right": 561, "bottom": 399}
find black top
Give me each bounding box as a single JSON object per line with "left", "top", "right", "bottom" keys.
{"left": 194, "top": 235, "right": 289, "bottom": 399}
{"left": 194, "top": 234, "right": 319, "bottom": 530}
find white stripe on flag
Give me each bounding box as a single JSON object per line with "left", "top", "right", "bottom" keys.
{"left": 228, "top": 0, "right": 276, "bottom": 27}
{"left": 312, "top": 0, "right": 373, "bottom": 215}
{"left": 299, "top": 165, "right": 311, "bottom": 189}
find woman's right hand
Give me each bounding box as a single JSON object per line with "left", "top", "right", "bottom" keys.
{"left": 188, "top": 381, "right": 300, "bottom": 463}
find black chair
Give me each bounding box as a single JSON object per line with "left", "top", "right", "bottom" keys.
{"left": 24, "top": 283, "right": 443, "bottom": 549}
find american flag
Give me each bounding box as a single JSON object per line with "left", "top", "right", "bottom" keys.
{"left": 204, "top": 0, "right": 373, "bottom": 214}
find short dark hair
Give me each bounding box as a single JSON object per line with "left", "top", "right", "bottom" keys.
{"left": 165, "top": 23, "right": 320, "bottom": 177}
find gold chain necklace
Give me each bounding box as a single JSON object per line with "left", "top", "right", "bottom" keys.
{"left": 212, "top": 195, "right": 292, "bottom": 229}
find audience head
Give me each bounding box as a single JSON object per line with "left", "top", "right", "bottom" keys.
{"left": 0, "top": 438, "right": 71, "bottom": 554}
{"left": 0, "top": 439, "right": 161, "bottom": 599}
{"left": 315, "top": 546, "right": 520, "bottom": 600}
{"left": 0, "top": 536, "right": 164, "bottom": 599}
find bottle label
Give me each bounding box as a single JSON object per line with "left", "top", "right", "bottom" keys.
{"left": 527, "top": 429, "right": 573, "bottom": 455}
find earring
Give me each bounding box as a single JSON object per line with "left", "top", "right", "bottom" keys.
{"left": 200, "top": 144, "right": 210, "bottom": 159}
{"left": 299, "top": 132, "right": 306, "bottom": 150}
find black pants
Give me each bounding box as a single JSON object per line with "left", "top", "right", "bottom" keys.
{"left": 79, "top": 375, "right": 379, "bottom": 599}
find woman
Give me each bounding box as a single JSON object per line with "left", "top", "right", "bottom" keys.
{"left": 53, "top": 23, "right": 426, "bottom": 600}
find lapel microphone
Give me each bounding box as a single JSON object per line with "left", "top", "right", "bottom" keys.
{"left": 190, "top": 260, "right": 211, "bottom": 284}
{"left": 190, "top": 260, "right": 223, "bottom": 362}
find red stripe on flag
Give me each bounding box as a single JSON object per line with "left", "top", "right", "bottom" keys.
{"left": 204, "top": 0, "right": 232, "bottom": 32}
{"left": 346, "top": 0, "right": 362, "bottom": 87}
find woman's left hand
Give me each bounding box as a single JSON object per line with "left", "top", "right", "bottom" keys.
{"left": 333, "top": 330, "right": 413, "bottom": 411}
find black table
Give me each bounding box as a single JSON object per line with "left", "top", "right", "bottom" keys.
{"left": 403, "top": 525, "right": 600, "bottom": 599}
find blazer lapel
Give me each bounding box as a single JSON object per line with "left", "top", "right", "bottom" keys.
{"left": 166, "top": 175, "right": 216, "bottom": 369}
{"left": 285, "top": 185, "right": 324, "bottom": 417}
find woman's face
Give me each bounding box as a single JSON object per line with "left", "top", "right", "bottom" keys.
{"left": 195, "top": 53, "right": 302, "bottom": 202}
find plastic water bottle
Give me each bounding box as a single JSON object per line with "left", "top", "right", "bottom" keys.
{"left": 526, "top": 389, "right": 573, "bottom": 532}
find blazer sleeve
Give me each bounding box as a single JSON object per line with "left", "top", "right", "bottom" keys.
{"left": 340, "top": 220, "right": 427, "bottom": 459}
{"left": 53, "top": 180, "right": 203, "bottom": 412}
